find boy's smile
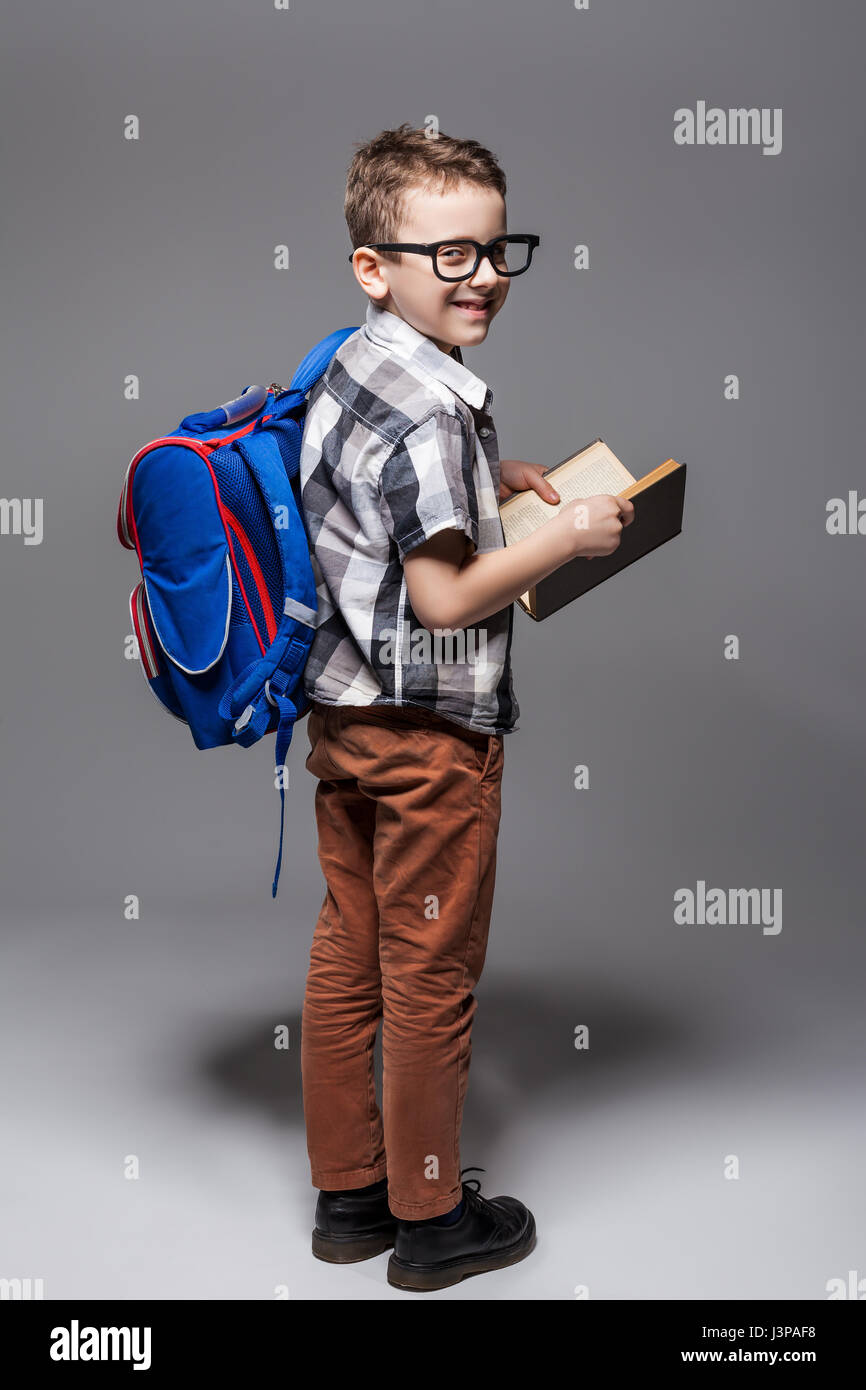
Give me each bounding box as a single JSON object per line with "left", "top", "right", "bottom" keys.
{"left": 351, "top": 183, "right": 511, "bottom": 355}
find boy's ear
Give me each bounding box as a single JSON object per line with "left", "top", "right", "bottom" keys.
{"left": 351, "top": 246, "right": 389, "bottom": 296}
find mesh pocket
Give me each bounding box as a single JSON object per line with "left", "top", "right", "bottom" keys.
{"left": 209, "top": 445, "right": 284, "bottom": 647}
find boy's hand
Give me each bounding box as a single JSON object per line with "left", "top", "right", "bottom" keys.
{"left": 547, "top": 493, "right": 635, "bottom": 560}
{"left": 499, "top": 459, "right": 561, "bottom": 505}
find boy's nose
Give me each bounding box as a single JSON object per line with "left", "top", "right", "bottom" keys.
{"left": 467, "top": 259, "right": 500, "bottom": 292}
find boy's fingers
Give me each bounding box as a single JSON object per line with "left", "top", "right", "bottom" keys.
{"left": 532, "top": 475, "right": 559, "bottom": 502}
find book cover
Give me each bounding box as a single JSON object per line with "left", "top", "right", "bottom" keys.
{"left": 498, "top": 439, "right": 687, "bottom": 621}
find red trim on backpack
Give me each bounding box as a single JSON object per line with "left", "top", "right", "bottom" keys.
{"left": 116, "top": 404, "right": 270, "bottom": 546}
{"left": 116, "top": 390, "right": 282, "bottom": 547}
{"left": 131, "top": 581, "right": 161, "bottom": 679}
{"left": 223, "top": 507, "right": 279, "bottom": 647}
{"left": 199, "top": 414, "right": 266, "bottom": 451}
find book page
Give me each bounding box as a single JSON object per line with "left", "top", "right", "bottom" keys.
{"left": 499, "top": 441, "right": 636, "bottom": 545}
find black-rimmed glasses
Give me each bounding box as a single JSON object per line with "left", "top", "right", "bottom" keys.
{"left": 347, "top": 234, "right": 540, "bottom": 282}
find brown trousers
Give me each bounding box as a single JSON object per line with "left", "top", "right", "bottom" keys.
{"left": 301, "top": 699, "right": 504, "bottom": 1219}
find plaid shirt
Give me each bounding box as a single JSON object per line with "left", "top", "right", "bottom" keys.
{"left": 298, "top": 300, "right": 520, "bottom": 736}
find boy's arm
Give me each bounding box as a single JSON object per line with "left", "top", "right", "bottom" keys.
{"left": 404, "top": 492, "right": 634, "bottom": 631}
{"left": 404, "top": 524, "right": 572, "bottom": 631}
{"left": 377, "top": 410, "right": 631, "bottom": 630}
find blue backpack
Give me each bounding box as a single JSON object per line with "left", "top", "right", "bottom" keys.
{"left": 117, "top": 326, "right": 358, "bottom": 897}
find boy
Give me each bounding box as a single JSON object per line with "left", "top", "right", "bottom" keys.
{"left": 298, "top": 123, "right": 633, "bottom": 1292}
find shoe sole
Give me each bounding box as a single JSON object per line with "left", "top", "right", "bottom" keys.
{"left": 386, "top": 1213, "right": 537, "bottom": 1291}
{"left": 312, "top": 1227, "right": 396, "bottom": 1264}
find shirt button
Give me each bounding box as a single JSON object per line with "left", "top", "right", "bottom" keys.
{"left": 478, "top": 426, "right": 491, "bottom": 438}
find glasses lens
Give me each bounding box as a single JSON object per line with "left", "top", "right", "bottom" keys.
{"left": 491, "top": 238, "right": 531, "bottom": 274}
{"left": 435, "top": 243, "right": 478, "bottom": 280}
{"left": 435, "top": 239, "right": 531, "bottom": 279}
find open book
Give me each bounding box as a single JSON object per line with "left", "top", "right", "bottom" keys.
{"left": 498, "top": 437, "right": 686, "bottom": 621}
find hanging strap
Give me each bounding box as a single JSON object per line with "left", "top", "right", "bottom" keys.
{"left": 265, "top": 665, "right": 301, "bottom": 898}
{"left": 217, "top": 618, "right": 310, "bottom": 896}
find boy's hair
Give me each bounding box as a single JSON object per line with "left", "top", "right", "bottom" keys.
{"left": 344, "top": 122, "right": 507, "bottom": 265}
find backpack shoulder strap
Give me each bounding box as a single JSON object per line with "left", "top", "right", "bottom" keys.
{"left": 287, "top": 326, "right": 359, "bottom": 397}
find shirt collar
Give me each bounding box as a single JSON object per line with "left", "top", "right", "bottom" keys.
{"left": 363, "top": 300, "right": 492, "bottom": 413}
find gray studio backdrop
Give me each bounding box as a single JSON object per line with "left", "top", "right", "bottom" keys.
{"left": 1, "top": 1, "right": 864, "bottom": 1300}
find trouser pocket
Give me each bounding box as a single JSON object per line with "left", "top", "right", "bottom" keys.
{"left": 474, "top": 734, "right": 503, "bottom": 780}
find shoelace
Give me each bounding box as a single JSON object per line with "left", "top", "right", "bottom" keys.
{"left": 459, "top": 1166, "right": 486, "bottom": 1194}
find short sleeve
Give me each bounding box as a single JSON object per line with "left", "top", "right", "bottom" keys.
{"left": 377, "top": 408, "right": 480, "bottom": 562}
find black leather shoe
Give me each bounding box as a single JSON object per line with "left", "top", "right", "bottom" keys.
{"left": 387, "top": 1168, "right": 537, "bottom": 1291}
{"left": 311, "top": 1178, "right": 397, "bottom": 1263}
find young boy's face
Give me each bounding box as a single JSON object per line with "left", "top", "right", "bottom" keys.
{"left": 354, "top": 182, "right": 510, "bottom": 355}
